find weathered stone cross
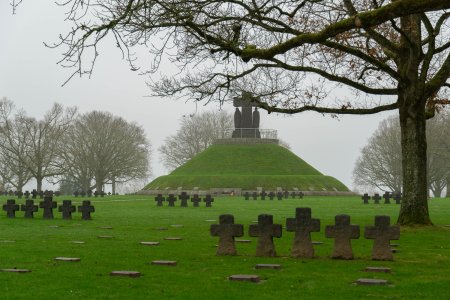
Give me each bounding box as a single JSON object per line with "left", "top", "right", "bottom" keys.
{"left": 58, "top": 200, "right": 76, "bottom": 220}
{"left": 382, "top": 192, "right": 391, "bottom": 204}
{"left": 268, "top": 191, "right": 275, "bottom": 200}
{"left": 286, "top": 207, "right": 320, "bottom": 258}
{"left": 191, "top": 194, "right": 201, "bottom": 207}
{"left": 210, "top": 214, "right": 244, "bottom": 255}
{"left": 325, "top": 214, "right": 360, "bottom": 260}
{"left": 166, "top": 194, "right": 176, "bottom": 207}
{"left": 179, "top": 192, "right": 189, "bottom": 207}
{"left": 3, "top": 199, "right": 19, "bottom": 218}
{"left": 260, "top": 191, "right": 266, "bottom": 200}
{"left": 251, "top": 192, "right": 258, "bottom": 200}
{"left": 361, "top": 193, "right": 370, "bottom": 204}
{"left": 276, "top": 191, "right": 283, "bottom": 200}
{"left": 372, "top": 193, "right": 381, "bottom": 204}
{"left": 249, "top": 214, "right": 282, "bottom": 257}
{"left": 39, "top": 196, "right": 57, "bottom": 219}
{"left": 155, "top": 194, "right": 165, "bottom": 206}
{"left": 21, "top": 200, "right": 38, "bottom": 218}
{"left": 77, "top": 200, "right": 95, "bottom": 220}
{"left": 204, "top": 195, "right": 214, "bottom": 207}
{"left": 364, "top": 215, "right": 400, "bottom": 261}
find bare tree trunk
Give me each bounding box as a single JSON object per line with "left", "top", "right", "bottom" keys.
{"left": 446, "top": 177, "right": 450, "bottom": 198}
{"left": 112, "top": 177, "right": 116, "bottom": 195}
{"left": 36, "top": 177, "right": 43, "bottom": 193}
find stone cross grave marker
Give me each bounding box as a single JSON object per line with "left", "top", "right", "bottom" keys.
{"left": 249, "top": 214, "right": 282, "bottom": 257}
{"left": 364, "top": 215, "right": 400, "bottom": 261}
{"left": 298, "top": 191, "right": 304, "bottom": 199}
{"left": 252, "top": 191, "right": 258, "bottom": 200}
{"left": 260, "top": 190, "right": 266, "bottom": 200}
{"left": 210, "top": 214, "right": 244, "bottom": 255}
{"left": 276, "top": 191, "right": 283, "bottom": 200}
{"left": 361, "top": 193, "right": 370, "bottom": 204}
{"left": 372, "top": 193, "right": 381, "bottom": 204}
{"left": 78, "top": 200, "right": 95, "bottom": 220}
{"left": 166, "top": 194, "right": 176, "bottom": 207}
{"left": 58, "top": 200, "right": 76, "bottom": 220}
{"left": 325, "top": 214, "right": 360, "bottom": 260}
{"left": 3, "top": 199, "right": 19, "bottom": 218}
{"left": 179, "top": 192, "right": 189, "bottom": 207}
{"left": 21, "top": 200, "right": 38, "bottom": 218}
{"left": 155, "top": 194, "right": 165, "bottom": 206}
{"left": 393, "top": 192, "right": 401, "bottom": 204}
{"left": 191, "top": 194, "right": 201, "bottom": 207}
{"left": 383, "top": 192, "right": 391, "bottom": 204}
{"left": 17, "top": 191, "right": 23, "bottom": 199}
{"left": 243, "top": 191, "right": 250, "bottom": 200}
{"left": 39, "top": 196, "right": 57, "bottom": 219}
{"left": 24, "top": 191, "right": 30, "bottom": 199}
{"left": 290, "top": 191, "right": 296, "bottom": 199}
{"left": 268, "top": 191, "right": 275, "bottom": 200}
{"left": 283, "top": 190, "right": 289, "bottom": 199}
{"left": 286, "top": 207, "right": 320, "bottom": 258}
{"left": 38, "top": 190, "right": 44, "bottom": 199}
{"left": 204, "top": 195, "right": 214, "bottom": 207}
{"left": 31, "top": 189, "right": 38, "bottom": 199}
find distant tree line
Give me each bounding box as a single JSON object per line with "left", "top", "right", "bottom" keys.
{"left": 353, "top": 113, "right": 450, "bottom": 197}
{"left": 0, "top": 97, "right": 151, "bottom": 194}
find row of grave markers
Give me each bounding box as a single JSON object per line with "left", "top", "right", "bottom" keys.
{"left": 211, "top": 208, "right": 400, "bottom": 261}
{"left": 243, "top": 190, "right": 304, "bottom": 200}
{"left": 155, "top": 193, "right": 214, "bottom": 207}
{"left": 2, "top": 198, "right": 94, "bottom": 220}
{"left": 361, "top": 192, "right": 402, "bottom": 204}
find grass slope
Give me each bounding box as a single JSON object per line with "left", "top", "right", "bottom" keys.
{"left": 146, "top": 144, "right": 349, "bottom": 191}
{"left": 1, "top": 195, "right": 450, "bottom": 299}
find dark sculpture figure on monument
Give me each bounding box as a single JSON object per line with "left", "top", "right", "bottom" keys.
{"left": 232, "top": 92, "right": 261, "bottom": 138}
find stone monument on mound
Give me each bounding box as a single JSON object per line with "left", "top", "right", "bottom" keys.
{"left": 232, "top": 92, "right": 261, "bottom": 138}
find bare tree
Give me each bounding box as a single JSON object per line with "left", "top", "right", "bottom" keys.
{"left": 159, "top": 110, "right": 233, "bottom": 171}
{"left": 20, "top": 103, "right": 77, "bottom": 192}
{"left": 0, "top": 98, "right": 33, "bottom": 191}
{"left": 353, "top": 114, "right": 450, "bottom": 197}
{"left": 51, "top": 0, "right": 450, "bottom": 224}
{"left": 353, "top": 116, "right": 403, "bottom": 193}
{"left": 63, "top": 111, "right": 151, "bottom": 193}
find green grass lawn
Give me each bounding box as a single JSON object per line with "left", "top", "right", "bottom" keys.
{"left": 1, "top": 195, "right": 449, "bottom": 299}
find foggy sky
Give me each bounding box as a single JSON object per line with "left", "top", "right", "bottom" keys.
{"left": 0, "top": 2, "right": 396, "bottom": 192}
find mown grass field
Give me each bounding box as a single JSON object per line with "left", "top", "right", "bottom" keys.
{"left": 0, "top": 195, "right": 449, "bottom": 299}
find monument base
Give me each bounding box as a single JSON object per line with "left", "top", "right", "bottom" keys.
{"left": 214, "top": 138, "right": 278, "bottom": 145}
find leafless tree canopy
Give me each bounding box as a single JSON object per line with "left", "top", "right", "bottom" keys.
{"left": 159, "top": 110, "right": 232, "bottom": 171}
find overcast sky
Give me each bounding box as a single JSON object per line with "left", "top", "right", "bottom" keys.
{"left": 0, "top": 2, "right": 396, "bottom": 192}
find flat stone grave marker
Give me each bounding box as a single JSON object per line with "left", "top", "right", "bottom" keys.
{"left": 243, "top": 191, "right": 250, "bottom": 200}
{"left": 110, "top": 271, "right": 141, "bottom": 278}
{"left": 205, "top": 220, "right": 216, "bottom": 222}
{"left": 155, "top": 194, "right": 165, "bottom": 206}
{"left": 355, "top": 278, "right": 389, "bottom": 285}
{"left": 69, "top": 241, "right": 85, "bottom": 244}
{"left": 229, "top": 275, "right": 260, "bottom": 283}
{"left": 361, "top": 193, "right": 370, "bottom": 204}
{"left": 390, "top": 243, "right": 400, "bottom": 247}
{"left": 364, "top": 215, "right": 400, "bottom": 261}
{"left": 164, "top": 237, "right": 182, "bottom": 240}
{"left": 260, "top": 191, "right": 266, "bottom": 200}
{"left": 235, "top": 239, "right": 252, "bottom": 243}
{"left": 391, "top": 248, "right": 399, "bottom": 253}
{"left": 99, "top": 226, "right": 113, "bottom": 229}
{"left": 58, "top": 200, "right": 76, "bottom": 220}
{"left": 39, "top": 196, "right": 57, "bottom": 219}
{"left": 21, "top": 200, "right": 38, "bottom": 218}
{"left": 252, "top": 191, "right": 258, "bottom": 200}
{"left": 382, "top": 192, "right": 391, "bottom": 204}
{"left": 255, "top": 264, "right": 281, "bottom": 270}
{"left": 249, "top": 214, "right": 282, "bottom": 257}
{"left": 49, "top": 225, "right": 60, "bottom": 228}
{"left": 78, "top": 200, "right": 95, "bottom": 220}
{"left": 191, "top": 194, "right": 201, "bottom": 207}
{"left": 3, "top": 199, "right": 20, "bottom": 218}
{"left": 166, "top": 194, "right": 176, "bottom": 207}
{"left": 1, "top": 269, "right": 31, "bottom": 273}
{"left": 151, "top": 260, "right": 177, "bottom": 266}
{"left": 325, "top": 214, "right": 360, "bottom": 260}
{"left": 268, "top": 192, "right": 275, "bottom": 200}
{"left": 286, "top": 207, "right": 320, "bottom": 258}
{"left": 204, "top": 195, "right": 214, "bottom": 207}
{"left": 155, "top": 227, "right": 168, "bottom": 231}
{"left": 54, "top": 257, "right": 81, "bottom": 262}
{"left": 170, "top": 224, "right": 184, "bottom": 228}
{"left": 98, "top": 235, "right": 114, "bottom": 239}
{"left": 312, "top": 241, "right": 323, "bottom": 245}
{"left": 364, "top": 267, "right": 391, "bottom": 273}
{"left": 0, "top": 240, "right": 16, "bottom": 243}
{"left": 140, "top": 242, "right": 160, "bottom": 246}
{"left": 210, "top": 214, "right": 244, "bottom": 255}
{"left": 179, "top": 192, "right": 190, "bottom": 207}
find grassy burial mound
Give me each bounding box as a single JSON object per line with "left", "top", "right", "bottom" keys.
{"left": 146, "top": 144, "right": 349, "bottom": 191}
